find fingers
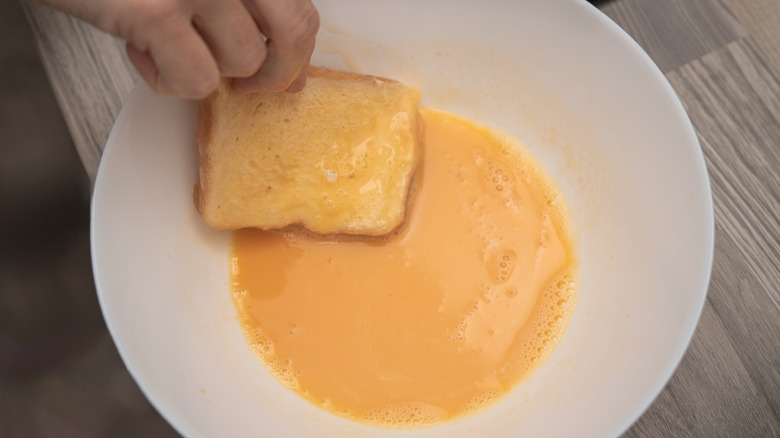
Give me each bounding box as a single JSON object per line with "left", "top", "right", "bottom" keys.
{"left": 190, "top": 0, "right": 267, "bottom": 78}
{"left": 44, "top": 0, "right": 317, "bottom": 98}
{"left": 233, "top": 0, "right": 319, "bottom": 93}
{"left": 135, "top": 0, "right": 315, "bottom": 97}
{"left": 138, "top": 13, "right": 221, "bottom": 99}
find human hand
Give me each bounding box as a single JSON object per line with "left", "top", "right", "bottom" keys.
{"left": 40, "top": 0, "right": 319, "bottom": 98}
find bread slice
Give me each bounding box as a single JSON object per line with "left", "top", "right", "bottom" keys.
{"left": 195, "top": 67, "right": 421, "bottom": 236}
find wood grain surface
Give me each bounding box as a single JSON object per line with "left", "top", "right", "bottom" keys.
{"left": 20, "top": 0, "right": 136, "bottom": 182}
{"left": 19, "top": 0, "right": 780, "bottom": 436}
{"left": 600, "top": 0, "right": 747, "bottom": 72}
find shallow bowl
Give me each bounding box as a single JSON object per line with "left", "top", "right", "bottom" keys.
{"left": 92, "top": 1, "right": 714, "bottom": 436}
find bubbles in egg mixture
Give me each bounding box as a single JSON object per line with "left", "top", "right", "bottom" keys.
{"left": 457, "top": 389, "right": 499, "bottom": 417}
{"left": 230, "top": 108, "right": 578, "bottom": 429}
{"left": 243, "top": 329, "right": 302, "bottom": 391}
{"left": 364, "top": 403, "right": 448, "bottom": 428}
{"left": 500, "top": 268, "right": 578, "bottom": 385}
{"left": 485, "top": 247, "right": 517, "bottom": 284}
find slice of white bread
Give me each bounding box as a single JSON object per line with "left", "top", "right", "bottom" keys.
{"left": 194, "top": 67, "right": 421, "bottom": 236}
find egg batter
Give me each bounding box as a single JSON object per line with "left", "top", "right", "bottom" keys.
{"left": 231, "top": 108, "right": 577, "bottom": 428}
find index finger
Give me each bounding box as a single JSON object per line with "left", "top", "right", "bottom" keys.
{"left": 232, "top": 0, "right": 319, "bottom": 93}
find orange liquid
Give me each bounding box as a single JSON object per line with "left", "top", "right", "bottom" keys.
{"left": 231, "top": 109, "right": 577, "bottom": 427}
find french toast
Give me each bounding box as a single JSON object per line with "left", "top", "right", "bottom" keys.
{"left": 194, "top": 67, "right": 421, "bottom": 236}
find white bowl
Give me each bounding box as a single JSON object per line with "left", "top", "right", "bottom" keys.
{"left": 91, "top": 0, "right": 714, "bottom": 436}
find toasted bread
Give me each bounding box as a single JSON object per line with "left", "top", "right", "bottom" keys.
{"left": 195, "top": 67, "right": 421, "bottom": 236}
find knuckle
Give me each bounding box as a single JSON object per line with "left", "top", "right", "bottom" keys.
{"left": 232, "top": 43, "right": 267, "bottom": 77}
{"left": 283, "top": 0, "right": 319, "bottom": 49}
{"left": 132, "top": 0, "right": 186, "bottom": 27}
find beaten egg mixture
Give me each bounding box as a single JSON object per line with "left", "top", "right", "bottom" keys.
{"left": 230, "top": 108, "right": 577, "bottom": 428}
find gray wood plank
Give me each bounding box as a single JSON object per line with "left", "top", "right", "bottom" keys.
{"left": 623, "top": 38, "right": 780, "bottom": 436}
{"left": 707, "top": 219, "right": 780, "bottom": 421}
{"left": 667, "top": 39, "right": 780, "bottom": 312}
{"left": 600, "top": 0, "right": 747, "bottom": 73}
{"left": 19, "top": 0, "right": 136, "bottom": 182}
{"left": 602, "top": 1, "right": 780, "bottom": 433}
{"left": 623, "top": 245, "right": 780, "bottom": 437}
{"left": 722, "top": 0, "right": 780, "bottom": 75}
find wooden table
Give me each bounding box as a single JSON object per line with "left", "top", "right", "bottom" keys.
{"left": 21, "top": 0, "right": 780, "bottom": 436}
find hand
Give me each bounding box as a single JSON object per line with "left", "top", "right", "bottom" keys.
{"left": 40, "top": 0, "right": 319, "bottom": 98}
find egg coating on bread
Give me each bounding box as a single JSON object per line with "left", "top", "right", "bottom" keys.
{"left": 195, "top": 67, "right": 421, "bottom": 236}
